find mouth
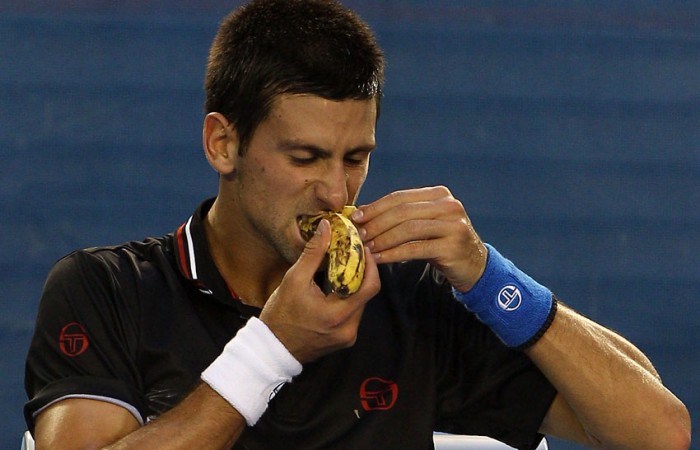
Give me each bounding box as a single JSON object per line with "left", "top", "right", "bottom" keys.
{"left": 297, "top": 206, "right": 358, "bottom": 242}
{"left": 297, "top": 212, "right": 329, "bottom": 241}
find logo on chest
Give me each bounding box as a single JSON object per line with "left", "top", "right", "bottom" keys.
{"left": 359, "top": 377, "right": 398, "bottom": 411}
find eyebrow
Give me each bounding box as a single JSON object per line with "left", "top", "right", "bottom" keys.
{"left": 278, "top": 140, "right": 376, "bottom": 156}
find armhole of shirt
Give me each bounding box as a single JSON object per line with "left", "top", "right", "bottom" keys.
{"left": 32, "top": 393, "right": 145, "bottom": 426}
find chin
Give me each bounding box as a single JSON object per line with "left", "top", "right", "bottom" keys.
{"left": 278, "top": 237, "right": 305, "bottom": 265}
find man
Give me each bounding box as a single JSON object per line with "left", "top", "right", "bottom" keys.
{"left": 25, "top": 1, "right": 690, "bottom": 449}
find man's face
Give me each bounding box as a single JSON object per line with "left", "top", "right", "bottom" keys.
{"left": 229, "top": 93, "right": 377, "bottom": 265}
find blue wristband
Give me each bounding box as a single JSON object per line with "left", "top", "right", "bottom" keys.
{"left": 452, "top": 244, "right": 557, "bottom": 349}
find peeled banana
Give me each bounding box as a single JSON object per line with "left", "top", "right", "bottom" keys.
{"left": 298, "top": 206, "right": 365, "bottom": 298}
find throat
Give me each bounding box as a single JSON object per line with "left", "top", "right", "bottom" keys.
{"left": 205, "top": 224, "right": 287, "bottom": 310}
{"left": 203, "top": 198, "right": 291, "bottom": 309}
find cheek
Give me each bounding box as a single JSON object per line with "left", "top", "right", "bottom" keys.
{"left": 260, "top": 164, "right": 308, "bottom": 198}
{"left": 248, "top": 159, "right": 281, "bottom": 187}
{"left": 352, "top": 165, "right": 369, "bottom": 189}
{"left": 347, "top": 171, "right": 367, "bottom": 202}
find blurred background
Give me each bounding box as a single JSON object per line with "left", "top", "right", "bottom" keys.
{"left": 1, "top": 1, "right": 698, "bottom": 448}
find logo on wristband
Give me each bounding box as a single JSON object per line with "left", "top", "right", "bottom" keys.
{"left": 497, "top": 285, "right": 522, "bottom": 311}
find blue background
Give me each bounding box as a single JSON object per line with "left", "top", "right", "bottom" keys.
{"left": 1, "top": 1, "right": 698, "bottom": 449}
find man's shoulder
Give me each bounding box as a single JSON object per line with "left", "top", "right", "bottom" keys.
{"left": 72, "top": 233, "right": 171, "bottom": 261}
{"left": 50, "top": 234, "right": 176, "bottom": 284}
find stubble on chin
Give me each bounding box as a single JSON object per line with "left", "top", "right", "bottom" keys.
{"left": 267, "top": 220, "right": 306, "bottom": 266}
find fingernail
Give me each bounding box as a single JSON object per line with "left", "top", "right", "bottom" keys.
{"left": 359, "top": 227, "right": 367, "bottom": 240}
{"left": 315, "top": 219, "right": 328, "bottom": 235}
{"left": 352, "top": 209, "right": 364, "bottom": 221}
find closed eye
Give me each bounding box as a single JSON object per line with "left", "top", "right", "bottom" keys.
{"left": 344, "top": 150, "right": 371, "bottom": 167}
{"left": 290, "top": 154, "right": 319, "bottom": 165}
{"left": 280, "top": 140, "right": 373, "bottom": 167}
{"left": 287, "top": 147, "right": 326, "bottom": 165}
{"left": 344, "top": 155, "right": 367, "bottom": 166}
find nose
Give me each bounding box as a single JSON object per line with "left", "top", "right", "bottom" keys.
{"left": 315, "top": 161, "right": 349, "bottom": 211}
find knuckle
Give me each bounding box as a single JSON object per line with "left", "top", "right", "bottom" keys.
{"left": 337, "top": 327, "right": 358, "bottom": 348}
{"left": 440, "top": 196, "right": 466, "bottom": 218}
{"left": 322, "top": 308, "right": 352, "bottom": 330}
{"left": 447, "top": 196, "right": 463, "bottom": 210}
{"left": 364, "top": 275, "right": 381, "bottom": 296}
{"left": 396, "top": 201, "right": 414, "bottom": 215}
{"left": 406, "top": 219, "right": 424, "bottom": 234}
{"left": 433, "top": 185, "right": 452, "bottom": 196}
{"left": 385, "top": 189, "right": 404, "bottom": 203}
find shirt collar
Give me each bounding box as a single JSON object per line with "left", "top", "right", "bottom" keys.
{"left": 173, "top": 198, "right": 260, "bottom": 316}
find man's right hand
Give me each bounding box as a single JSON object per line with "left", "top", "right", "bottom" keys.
{"left": 260, "top": 219, "right": 380, "bottom": 364}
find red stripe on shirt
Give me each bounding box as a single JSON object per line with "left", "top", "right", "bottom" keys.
{"left": 176, "top": 223, "right": 191, "bottom": 279}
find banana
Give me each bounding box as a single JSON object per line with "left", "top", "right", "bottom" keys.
{"left": 298, "top": 206, "right": 365, "bottom": 298}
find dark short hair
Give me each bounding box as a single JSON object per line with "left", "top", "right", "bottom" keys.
{"left": 205, "top": 0, "right": 385, "bottom": 154}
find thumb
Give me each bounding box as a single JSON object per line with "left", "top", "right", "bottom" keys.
{"left": 294, "top": 218, "right": 331, "bottom": 278}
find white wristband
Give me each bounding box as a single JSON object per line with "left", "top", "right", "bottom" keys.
{"left": 201, "top": 317, "right": 302, "bottom": 426}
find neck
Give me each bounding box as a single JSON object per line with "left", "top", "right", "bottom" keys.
{"left": 204, "top": 198, "right": 288, "bottom": 309}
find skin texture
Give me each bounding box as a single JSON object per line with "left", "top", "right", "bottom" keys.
{"left": 33, "top": 95, "right": 691, "bottom": 450}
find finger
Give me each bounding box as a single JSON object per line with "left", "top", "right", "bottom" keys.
{"left": 322, "top": 245, "right": 380, "bottom": 326}
{"left": 354, "top": 186, "right": 453, "bottom": 223}
{"left": 369, "top": 218, "right": 448, "bottom": 253}
{"left": 293, "top": 219, "right": 331, "bottom": 281}
{"left": 372, "top": 239, "right": 437, "bottom": 265}
{"left": 371, "top": 218, "right": 477, "bottom": 264}
{"left": 361, "top": 198, "right": 466, "bottom": 243}
{"left": 354, "top": 245, "right": 381, "bottom": 301}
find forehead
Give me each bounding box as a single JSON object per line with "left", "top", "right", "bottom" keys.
{"left": 259, "top": 94, "right": 377, "bottom": 148}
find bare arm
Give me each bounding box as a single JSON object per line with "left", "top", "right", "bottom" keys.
{"left": 34, "top": 384, "right": 245, "bottom": 450}
{"left": 532, "top": 304, "right": 691, "bottom": 449}
{"left": 355, "top": 185, "right": 691, "bottom": 450}
{"left": 34, "top": 398, "right": 142, "bottom": 449}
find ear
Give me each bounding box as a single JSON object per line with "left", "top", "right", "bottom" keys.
{"left": 203, "top": 112, "right": 239, "bottom": 175}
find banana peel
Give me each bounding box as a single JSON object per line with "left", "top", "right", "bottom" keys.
{"left": 298, "top": 206, "right": 365, "bottom": 298}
